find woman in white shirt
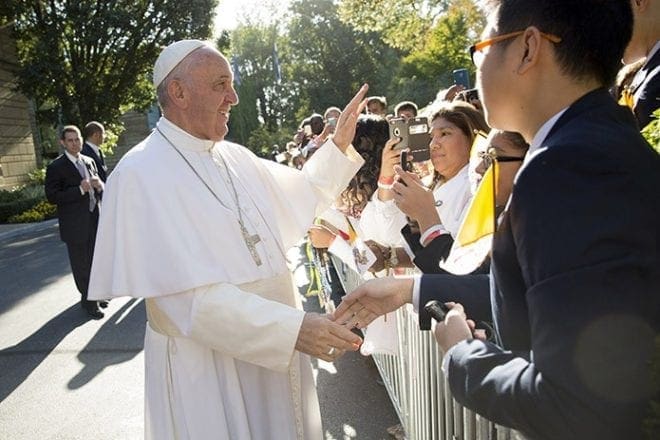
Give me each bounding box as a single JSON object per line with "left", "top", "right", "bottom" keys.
{"left": 360, "top": 102, "right": 490, "bottom": 272}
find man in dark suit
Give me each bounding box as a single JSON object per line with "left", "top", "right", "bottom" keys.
{"left": 624, "top": 0, "right": 660, "bottom": 129}
{"left": 81, "top": 121, "right": 108, "bottom": 182}
{"left": 430, "top": 1, "right": 659, "bottom": 439}
{"left": 45, "top": 125, "right": 105, "bottom": 319}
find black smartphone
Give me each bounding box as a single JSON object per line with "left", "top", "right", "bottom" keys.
{"left": 424, "top": 300, "right": 451, "bottom": 322}
{"left": 407, "top": 117, "right": 430, "bottom": 162}
{"left": 464, "top": 88, "right": 479, "bottom": 101}
{"left": 453, "top": 68, "right": 470, "bottom": 89}
{"left": 400, "top": 150, "right": 412, "bottom": 173}
{"left": 389, "top": 117, "right": 431, "bottom": 162}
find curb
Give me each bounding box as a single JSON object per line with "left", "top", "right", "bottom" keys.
{"left": 0, "top": 218, "right": 58, "bottom": 242}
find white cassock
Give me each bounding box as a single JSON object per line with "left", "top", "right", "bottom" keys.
{"left": 88, "top": 117, "right": 364, "bottom": 440}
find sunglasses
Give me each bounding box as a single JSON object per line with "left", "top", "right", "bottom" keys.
{"left": 470, "top": 30, "right": 562, "bottom": 66}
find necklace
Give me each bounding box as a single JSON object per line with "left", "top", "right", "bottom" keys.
{"left": 156, "top": 127, "right": 263, "bottom": 266}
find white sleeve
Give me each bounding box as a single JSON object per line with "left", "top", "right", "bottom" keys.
{"left": 359, "top": 192, "right": 407, "bottom": 247}
{"left": 257, "top": 140, "right": 364, "bottom": 250}
{"left": 151, "top": 284, "right": 305, "bottom": 373}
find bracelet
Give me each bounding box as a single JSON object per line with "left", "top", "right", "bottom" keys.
{"left": 382, "top": 246, "right": 392, "bottom": 269}
{"left": 422, "top": 230, "right": 443, "bottom": 247}
{"left": 378, "top": 175, "right": 395, "bottom": 185}
{"left": 420, "top": 224, "right": 448, "bottom": 247}
{"left": 378, "top": 182, "right": 393, "bottom": 190}
{"left": 388, "top": 247, "right": 399, "bottom": 268}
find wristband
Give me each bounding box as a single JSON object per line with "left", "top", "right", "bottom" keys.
{"left": 420, "top": 224, "right": 448, "bottom": 247}
{"left": 378, "top": 182, "right": 393, "bottom": 190}
{"left": 378, "top": 175, "right": 395, "bottom": 185}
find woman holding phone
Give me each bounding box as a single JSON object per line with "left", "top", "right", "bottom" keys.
{"left": 360, "top": 101, "right": 489, "bottom": 273}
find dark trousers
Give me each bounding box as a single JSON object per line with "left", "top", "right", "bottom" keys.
{"left": 65, "top": 216, "right": 98, "bottom": 308}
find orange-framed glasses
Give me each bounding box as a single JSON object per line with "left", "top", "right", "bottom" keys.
{"left": 469, "top": 30, "right": 562, "bottom": 66}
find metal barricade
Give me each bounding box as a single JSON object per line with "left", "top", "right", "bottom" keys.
{"left": 331, "top": 256, "right": 519, "bottom": 440}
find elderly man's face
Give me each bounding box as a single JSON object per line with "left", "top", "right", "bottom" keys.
{"left": 185, "top": 49, "right": 239, "bottom": 142}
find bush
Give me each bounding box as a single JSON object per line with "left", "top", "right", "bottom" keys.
{"left": 27, "top": 166, "right": 47, "bottom": 185}
{"left": 0, "top": 185, "right": 46, "bottom": 223}
{"left": 641, "top": 109, "right": 660, "bottom": 154}
{"left": 7, "top": 200, "right": 56, "bottom": 223}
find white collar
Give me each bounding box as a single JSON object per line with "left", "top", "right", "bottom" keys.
{"left": 523, "top": 107, "right": 569, "bottom": 168}
{"left": 157, "top": 116, "right": 217, "bottom": 152}
{"left": 64, "top": 150, "right": 81, "bottom": 164}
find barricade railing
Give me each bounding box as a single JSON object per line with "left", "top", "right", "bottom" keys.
{"left": 331, "top": 256, "right": 522, "bottom": 440}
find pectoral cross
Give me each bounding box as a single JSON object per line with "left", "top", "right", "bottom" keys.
{"left": 239, "top": 221, "right": 262, "bottom": 266}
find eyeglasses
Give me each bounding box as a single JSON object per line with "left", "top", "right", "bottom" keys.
{"left": 478, "top": 147, "right": 525, "bottom": 169}
{"left": 469, "top": 30, "right": 562, "bottom": 66}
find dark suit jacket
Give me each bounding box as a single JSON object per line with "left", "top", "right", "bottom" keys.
{"left": 82, "top": 142, "right": 108, "bottom": 182}
{"left": 630, "top": 47, "right": 660, "bottom": 128}
{"left": 445, "top": 89, "right": 660, "bottom": 440}
{"left": 45, "top": 153, "right": 101, "bottom": 244}
{"left": 418, "top": 273, "right": 491, "bottom": 331}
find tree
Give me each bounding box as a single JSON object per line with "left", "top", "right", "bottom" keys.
{"left": 338, "top": 0, "right": 450, "bottom": 52}
{"left": 3, "top": 0, "right": 217, "bottom": 132}
{"left": 225, "top": 23, "right": 289, "bottom": 149}
{"left": 284, "top": 0, "right": 400, "bottom": 118}
{"left": 388, "top": 0, "right": 485, "bottom": 108}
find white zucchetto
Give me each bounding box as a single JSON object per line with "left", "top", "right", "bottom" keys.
{"left": 153, "top": 39, "right": 208, "bottom": 88}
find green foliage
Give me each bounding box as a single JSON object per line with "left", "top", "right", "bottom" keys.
{"left": 390, "top": 0, "right": 485, "bottom": 107}
{"left": 641, "top": 109, "right": 660, "bottom": 153}
{"left": 225, "top": 23, "right": 285, "bottom": 148}
{"left": 226, "top": 0, "right": 401, "bottom": 150}
{"left": 100, "top": 122, "right": 124, "bottom": 156}
{"left": 247, "top": 126, "right": 297, "bottom": 158}
{"left": 285, "top": 0, "right": 400, "bottom": 116}
{"left": 4, "top": 0, "right": 218, "bottom": 129}
{"left": 27, "top": 166, "right": 47, "bottom": 185}
{"left": 7, "top": 200, "right": 57, "bottom": 223}
{"left": 338, "top": 0, "right": 450, "bottom": 52}
{"left": 0, "top": 185, "right": 45, "bottom": 222}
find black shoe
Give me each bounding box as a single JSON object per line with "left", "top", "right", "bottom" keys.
{"left": 85, "top": 306, "right": 104, "bottom": 319}
{"left": 99, "top": 300, "right": 109, "bottom": 309}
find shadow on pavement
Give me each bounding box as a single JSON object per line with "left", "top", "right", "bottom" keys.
{"left": 0, "top": 303, "right": 87, "bottom": 402}
{"left": 304, "top": 295, "right": 400, "bottom": 439}
{"left": 68, "top": 298, "right": 146, "bottom": 390}
{"left": 0, "top": 224, "right": 71, "bottom": 316}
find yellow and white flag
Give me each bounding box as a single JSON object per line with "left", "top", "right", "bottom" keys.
{"left": 441, "top": 132, "right": 497, "bottom": 274}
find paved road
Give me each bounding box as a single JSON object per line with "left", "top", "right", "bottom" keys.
{"left": 0, "top": 222, "right": 399, "bottom": 439}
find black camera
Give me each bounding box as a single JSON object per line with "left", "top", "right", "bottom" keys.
{"left": 424, "top": 300, "right": 451, "bottom": 322}
{"left": 388, "top": 116, "right": 431, "bottom": 162}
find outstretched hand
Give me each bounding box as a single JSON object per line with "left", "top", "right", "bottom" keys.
{"left": 295, "top": 312, "right": 362, "bottom": 362}
{"left": 331, "top": 84, "right": 369, "bottom": 152}
{"left": 333, "top": 277, "right": 414, "bottom": 329}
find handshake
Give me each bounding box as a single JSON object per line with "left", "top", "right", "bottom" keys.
{"left": 295, "top": 276, "right": 483, "bottom": 362}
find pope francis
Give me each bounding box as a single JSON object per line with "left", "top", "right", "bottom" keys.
{"left": 88, "top": 40, "right": 368, "bottom": 439}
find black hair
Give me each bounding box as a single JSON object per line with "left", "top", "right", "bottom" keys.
{"left": 309, "top": 114, "right": 324, "bottom": 135}
{"left": 489, "top": 0, "right": 633, "bottom": 86}
{"left": 394, "top": 101, "right": 418, "bottom": 117}
{"left": 61, "top": 125, "right": 81, "bottom": 140}
{"left": 340, "top": 115, "right": 389, "bottom": 217}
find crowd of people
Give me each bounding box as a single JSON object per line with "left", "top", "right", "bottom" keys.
{"left": 43, "top": 0, "right": 658, "bottom": 439}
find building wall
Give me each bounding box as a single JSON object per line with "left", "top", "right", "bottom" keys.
{"left": 0, "top": 25, "right": 38, "bottom": 190}
{"left": 105, "top": 110, "right": 151, "bottom": 171}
